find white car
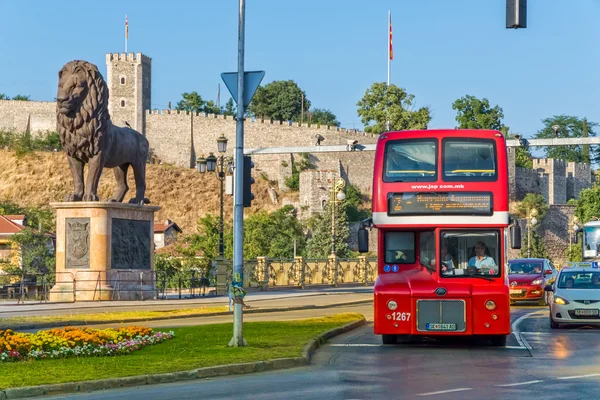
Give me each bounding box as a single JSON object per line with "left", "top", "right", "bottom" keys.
{"left": 546, "top": 264, "right": 600, "bottom": 329}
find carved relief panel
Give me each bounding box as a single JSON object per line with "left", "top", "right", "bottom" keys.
{"left": 111, "top": 218, "right": 151, "bottom": 269}
{"left": 66, "top": 218, "right": 90, "bottom": 269}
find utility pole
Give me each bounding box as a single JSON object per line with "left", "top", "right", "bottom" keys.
{"left": 229, "top": 0, "right": 248, "bottom": 347}
{"left": 301, "top": 93, "right": 304, "bottom": 124}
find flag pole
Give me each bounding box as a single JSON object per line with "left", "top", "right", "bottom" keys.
{"left": 387, "top": 10, "right": 391, "bottom": 87}
{"left": 125, "top": 15, "right": 128, "bottom": 53}
{"left": 386, "top": 10, "right": 391, "bottom": 131}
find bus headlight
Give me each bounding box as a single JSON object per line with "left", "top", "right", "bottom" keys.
{"left": 387, "top": 300, "right": 398, "bottom": 310}
{"left": 485, "top": 300, "right": 496, "bottom": 310}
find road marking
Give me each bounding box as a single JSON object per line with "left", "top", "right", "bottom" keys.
{"left": 504, "top": 345, "right": 527, "bottom": 349}
{"left": 557, "top": 373, "right": 600, "bottom": 380}
{"left": 520, "top": 332, "right": 552, "bottom": 335}
{"left": 330, "top": 344, "right": 382, "bottom": 347}
{"left": 416, "top": 388, "right": 472, "bottom": 396}
{"left": 511, "top": 310, "right": 545, "bottom": 350}
{"left": 495, "top": 380, "right": 543, "bottom": 387}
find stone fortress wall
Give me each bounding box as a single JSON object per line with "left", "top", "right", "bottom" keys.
{"left": 0, "top": 51, "right": 594, "bottom": 263}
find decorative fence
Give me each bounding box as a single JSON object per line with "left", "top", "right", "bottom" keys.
{"left": 0, "top": 256, "right": 378, "bottom": 303}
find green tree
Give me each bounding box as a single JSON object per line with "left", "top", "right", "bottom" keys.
{"left": 345, "top": 184, "right": 370, "bottom": 222}
{"left": 515, "top": 193, "right": 548, "bottom": 220}
{"left": 0, "top": 202, "right": 54, "bottom": 233}
{"left": 248, "top": 80, "right": 309, "bottom": 121}
{"left": 452, "top": 95, "right": 505, "bottom": 130}
{"left": 565, "top": 242, "right": 582, "bottom": 262}
{"left": 176, "top": 92, "right": 206, "bottom": 113}
{"left": 11, "top": 95, "right": 30, "bottom": 101}
{"left": 284, "top": 153, "right": 314, "bottom": 191}
{"left": 7, "top": 228, "right": 55, "bottom": 275}
{"left": 306, "top": 200, "right": 350, "bottom": 258}
{"left": 574, "top": 185, "right": 600, "bottom": 223}
{"left": 356, "top": 82, "right": 431, "bottom": 134}
{"left": 520, "top": 230, "right": 548, "bottom": 259}
{"left": 244, "top": 206, "right": 306, "bottom": 259}
{"left": 534, "top": 115, "right": 598, "bottom": 163}
{"left": 0, "top": 94, "right": 9, "bottom": 100}
{"left": 306, "top": 108, "right": 339, "bottom": 127}
{"left": 203, "top": 100, "right": 221, "bottom": 115}
{"left": 224, "top": 98, "right": 237, "bottom": 117}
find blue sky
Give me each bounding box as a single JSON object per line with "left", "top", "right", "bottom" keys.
{"left": 1, "top": 0, "right": 599, "bottom": 140}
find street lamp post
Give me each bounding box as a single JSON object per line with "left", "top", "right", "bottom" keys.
{"left": 330, "top": 178, "right": 346, "bottom": 256}
{"left": 196, "top": 134, "right": 229, "bottom": 257}
{"left": 527, "top": 208, "right": 538, "bottom": 258}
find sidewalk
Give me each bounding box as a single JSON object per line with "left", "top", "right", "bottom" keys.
{"left": 0, "top": 286, "right": 374, "bottom": 318}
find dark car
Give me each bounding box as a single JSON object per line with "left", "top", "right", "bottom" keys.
{"left": 508, "top": 258, "right": 558, "bottom": 305}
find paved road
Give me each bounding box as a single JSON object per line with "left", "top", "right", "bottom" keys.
{"left": 45, "top": 303, "right": 600, "bottom": 400}
{"left": 0, "top": 287, "right": 373, "bottom": 318}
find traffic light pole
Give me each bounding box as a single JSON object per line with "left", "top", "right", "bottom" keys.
{"left": 229, "top": 0, "right": 247, "bottom": 347}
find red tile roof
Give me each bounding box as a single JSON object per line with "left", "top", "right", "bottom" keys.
{"left": 0, "top": 215, "right": 25, "bottom": 235}
{"left": 154, "top": 220, "right": 183, "bottom": 234}
{"left": 5, "top": 215, "right": 25, "bottom": 221}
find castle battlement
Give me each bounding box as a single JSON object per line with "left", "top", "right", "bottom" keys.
{"left": 533, "top": 158, "right": 566, "bottom": 167}
{"left": 566, "top": 161, "right": 591, "bottom": 174}
{"left": 145, "top": 108, "right": 367, "bottom": 135}
{"left": 106, "top": 52, "right": 151, "bottom": 64}
{"left": 0, "top": 99, "right": 54, "bottom": 107}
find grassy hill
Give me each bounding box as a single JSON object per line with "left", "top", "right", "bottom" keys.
{"left": 0, "top": 150, "right": 286, "bottom": 234}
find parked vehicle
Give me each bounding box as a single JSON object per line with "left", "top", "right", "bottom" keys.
{"left": 545, "top": 262, "right": 600, "bottom": 329}
{"left": 508, "top": 258, "right": 558, "bottom": 305}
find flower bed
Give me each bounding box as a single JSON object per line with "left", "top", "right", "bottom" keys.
{"left": 0, "top": 326, "right": 175, "bottom": 362}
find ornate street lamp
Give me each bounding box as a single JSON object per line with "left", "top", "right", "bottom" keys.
{"left": 527, "top": 208, "right": 538, "bottom": 258}
{"left": 196, "top": 155, "right": 207, "bottom": 173}
{"left": 197, "top": 136, "right": 231, "bottom": 258}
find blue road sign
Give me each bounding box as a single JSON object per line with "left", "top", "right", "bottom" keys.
{"left": 221, "top": 71, "right": 265, "bottom": 110}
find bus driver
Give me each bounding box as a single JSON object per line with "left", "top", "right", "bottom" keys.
{"left": 468, "top": 241, "right": 497, "bottom": 274}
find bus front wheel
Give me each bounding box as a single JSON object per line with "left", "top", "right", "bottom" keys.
{"left": 382, "top": 334, "right": 397, "bottom": 345}
{"left": 488, "top": 335, "right": 507, "bottom": 347}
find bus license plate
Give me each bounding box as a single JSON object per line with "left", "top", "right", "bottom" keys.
{"left": 575, "top": 309, "right": 599, "bottom": 316}
{"left": 426, "top": 323, "right": 456, "bottom": 331}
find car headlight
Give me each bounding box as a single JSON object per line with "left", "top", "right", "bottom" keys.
{"left": 485, "top": 300, "right": 496, "bottom": 310}
{"left": 531, "top": 279, "right": 543, "bottom": 285}
{"left": 387, "top": 300, "right": 398, "bottom": 310}
{"left": 554, "top": 296, "right": 569, "bottom": 305}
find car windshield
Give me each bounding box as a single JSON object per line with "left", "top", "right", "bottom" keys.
{"left": 557, "top": 271, "right": 600, "bottom": 289}
{"left": 440, "top": 230, "right": 500, "bottom": 278}
{"left": 443, "top": 139, "right": 497, "bottom": 181}
{"left": 583, "top": 226, "right": 600, "bottom": 259}
{"left": 384, "top": 139, "right": 437, "bottom": 182}
{"left": 384, "top": 232, "right": 415, "bottom": 264}
{"left": 509, "top": 262, "right": 543, "bottom": 274}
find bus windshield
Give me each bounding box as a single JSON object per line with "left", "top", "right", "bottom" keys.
{"left": 583, "top": 225, "right": 600, "bottom": 259}
{"left": 384, "top": 139, "right": 437, "bottom": 182}
{"left": 443, "top": 139, "right": 497, "bottom": 181}
{"left": 439, "top": 230, "right": 500, "bottom": 278}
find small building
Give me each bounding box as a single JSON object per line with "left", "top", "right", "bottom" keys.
{"left": 154, "top": 219, "right": 182, "bottom": 249}
{"left": 0, "top": 215, "right": 55, "bottom": 271}
{"left": 0, "top": 215, "right": 25, "bottom": 266}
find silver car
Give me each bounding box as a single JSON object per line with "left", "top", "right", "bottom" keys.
{"left": 546, "top": 264, "right": 600, "bottom": 329}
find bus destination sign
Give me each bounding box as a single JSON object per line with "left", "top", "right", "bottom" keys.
{"left": 388, "top": 192, "right": 493, "bottom": 215}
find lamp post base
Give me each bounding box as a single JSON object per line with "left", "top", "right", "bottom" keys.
{"left": 228, "top": 303, "right": 247, "bottom": 347}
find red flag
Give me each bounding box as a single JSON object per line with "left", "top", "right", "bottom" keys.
{"left": 389, "top": 14, "right": 393, "bottom": 60}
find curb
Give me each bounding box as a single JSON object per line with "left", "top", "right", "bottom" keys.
{"left": 0, "top": 318, "right": 367, "bottom": 399}
{"left": 8, "top": 299, "right": 373, "bottom": 331}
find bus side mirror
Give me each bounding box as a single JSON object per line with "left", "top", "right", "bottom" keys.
{"left": 510, "top": 224, "right": 522, "bottom": 249}
{"left": 358, "top": 227, "right": 369, "bottom": 253}
{"left": 358, "top": 218, "right": 372, "bottom": 253}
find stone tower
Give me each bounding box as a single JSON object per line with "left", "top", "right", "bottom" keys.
{"left": 105, "top": 53, "right": 151, "bottom": 134}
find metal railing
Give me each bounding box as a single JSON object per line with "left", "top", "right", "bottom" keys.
{"left": 0, "top": 256, "right": 378, "bottom": 303}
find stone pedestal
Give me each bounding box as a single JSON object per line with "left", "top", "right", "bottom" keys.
{"left": 49, "top": 202, "right": 160, "bottom": 302}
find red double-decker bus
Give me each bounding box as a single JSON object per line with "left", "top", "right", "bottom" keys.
{"left": 358, "top": 129, "right": 521, "bottom": 346}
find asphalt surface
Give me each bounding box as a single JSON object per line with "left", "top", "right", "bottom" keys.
{"left": 0, "top": 287, "right": 373, "bottom": 318}
{"left": 44, "top": 301, "right": 600, "bottom": 400}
